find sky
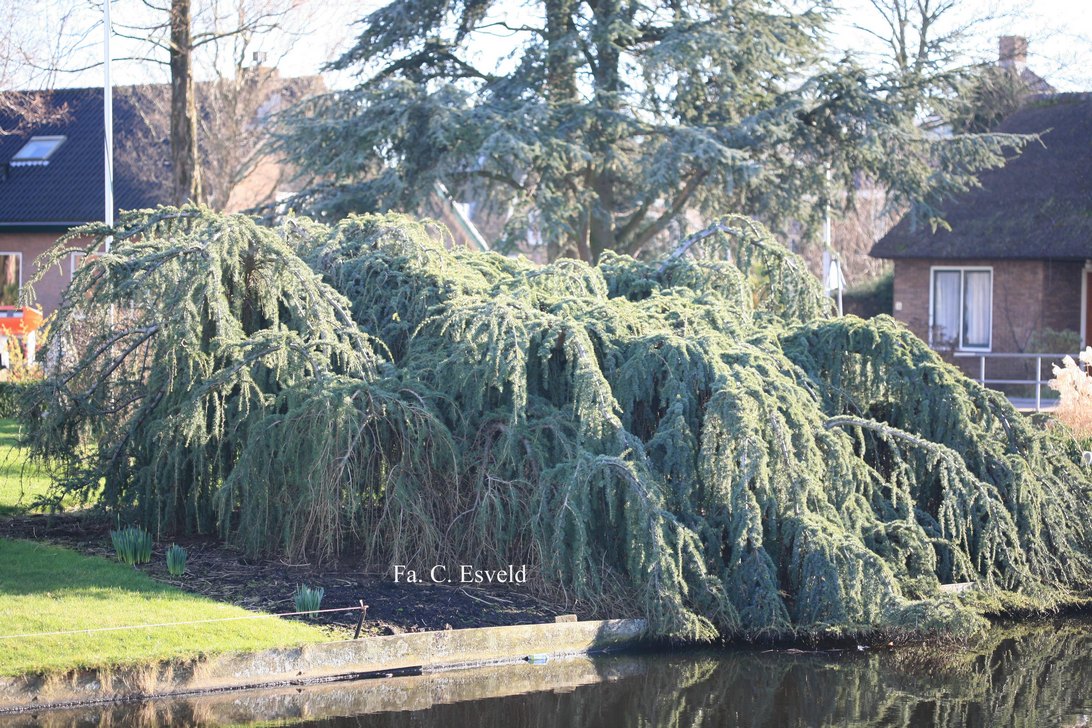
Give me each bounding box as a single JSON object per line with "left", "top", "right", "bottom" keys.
{"left": 15, "top": 0, "right": 1092, "bottom": 93}
{"left": 833, "top": 0, "right": 1092, "bottom": 91}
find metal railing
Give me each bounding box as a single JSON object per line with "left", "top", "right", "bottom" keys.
{"left": 952, "top": 351, "right": 1079, "bottom": 412}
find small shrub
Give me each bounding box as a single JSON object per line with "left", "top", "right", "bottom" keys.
{"left": 1049, "top": 347, "right": 1092, "bottom": 438}
{"left": 0, "top": 381, "right": 37, "bottom": 419}
{"left": 165, "top": 543, "right": 188, "bottom": 576}
{"left": 842, "top": 270, "right": 894, "bottom": 318}
{"left": 1029, "top": 327, "right": 1082, "bottom": 354}
{"left": 0, "top": 332, "right": 45, "bottom": 385}
{"left": 110, "top": 526, "right": 153, "bottom": 565}
{"left": 293, "top": 585, "right": 325, "bottom": 616}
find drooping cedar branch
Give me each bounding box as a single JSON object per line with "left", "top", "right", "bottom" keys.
{"left": 23, "top": 207, "right": 1092, "bottom": 642}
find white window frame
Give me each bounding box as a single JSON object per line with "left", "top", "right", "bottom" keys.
{"left": 0, "top": 252, "right": 22, "bottom": 306}
{"left": 1081, "top": 261, "right": 1091, "bottom": 349}
{"left": 70, "top": 252, "right": 85, "bottom": 280}
{"left": 929, "top": 265, "right": 993, "bottom": 352}
{"left": 11, "top": 135, "right": 66, "bottom": 164}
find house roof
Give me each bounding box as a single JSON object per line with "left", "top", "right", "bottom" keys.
{"left": 871, "top": 93, "right": 1092, "bottom": 261}
{"left": 0, "top": 87, "right": 166, "bottom": 229}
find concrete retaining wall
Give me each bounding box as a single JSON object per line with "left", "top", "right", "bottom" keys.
{"left": 0, "top": 619, "right": 646, "bottom": 714}
{"left": 0, "top": 652, "right": 652, "bottom": 727}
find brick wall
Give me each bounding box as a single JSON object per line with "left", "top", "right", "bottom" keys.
{"left": 891, "top": 257, "right": 1085, "bottom": 382}
{"left": 1042, "top": 259, "right": 1084, "bottom": 335}
{"left": 893, "top": 258, "right": 1083, "bottom": 350}
{"left": 0, "top": 231, "right": 70, "bottom": 316}
{"left": 891, "top": 259, "right": 932, "bottom": 342}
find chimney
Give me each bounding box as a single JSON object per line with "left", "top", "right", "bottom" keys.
{"left": 999, "top": 35, "right": 1027, "bottom": 70}
{"left": 246, "top": 50, "right": 278, "bottom": 81}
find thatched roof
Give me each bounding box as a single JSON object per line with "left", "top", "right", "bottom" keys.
{"left": 871, "top": 93, "right": 1092, "bottom": 261}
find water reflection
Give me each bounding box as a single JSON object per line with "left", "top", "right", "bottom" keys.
{"left": 4, "top": 617, "right": 1091, "bottom": 728}
{"left": 307, "top": 618, "right": 1092, "bottom": 728}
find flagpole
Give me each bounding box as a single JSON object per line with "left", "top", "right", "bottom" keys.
{"left": 103, "top": 0, "right": 114, "bottom": 249}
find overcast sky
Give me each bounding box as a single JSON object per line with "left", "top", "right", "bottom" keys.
{"left": 21, "top": 0, "right": 1092, "bottom": 92}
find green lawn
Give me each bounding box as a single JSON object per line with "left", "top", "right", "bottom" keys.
{"left": 0, "top": 421, "right": 330, "bottom": 677}
{"left": 0, "top": 418, "right": 51, "bottom": 516}
{"left": 0, "top": 539, "right": 327, "bottom": 676}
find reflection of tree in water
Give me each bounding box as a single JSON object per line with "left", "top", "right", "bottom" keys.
{"left": 28, "top": 620, "right": 1091, "bottom": 727}
{"left": 312, "top": 619, "right": 1091, "bottom": 728}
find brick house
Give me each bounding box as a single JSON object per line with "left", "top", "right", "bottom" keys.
{"left": 0, "top": 81, "right": 490, "bottom": 319}
{"left": 870, "top": 92, "right": 1092, "bottom": 371}
{"left": 0, "top": 87, "right": 165, "bottom": 316}
{"left": 0, "top": 73, "right": 332, "bottom": 317}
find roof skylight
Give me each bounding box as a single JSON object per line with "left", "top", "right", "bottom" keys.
{"left": 11, "top": 135, "right": 66, "bottom": 166}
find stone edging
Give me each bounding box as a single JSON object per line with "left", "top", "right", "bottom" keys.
{"left": 0, "top": 618, "right": 647, "bottom": 714}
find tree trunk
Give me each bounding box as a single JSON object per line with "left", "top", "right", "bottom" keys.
{"left": 544, "top": 0, "right": 578, "bottom": 261}
{"left": 544, "top": 0, "right": 577, "bottom": 105}
{"left": 170, "top": 0, "right": 203, "bottom": 205}
{"left": 587, "top": 0, "right": 620, "bottom": 262}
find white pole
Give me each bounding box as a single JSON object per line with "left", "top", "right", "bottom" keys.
{"left": 103, "top": 0, "right": 114, "bottom": 247}
{"left": 822, "top": 200, "right": 843, "bottom": 316}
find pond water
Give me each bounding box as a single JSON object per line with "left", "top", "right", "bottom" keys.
{"left": 4, "top": 617, "right": 1091, "bottom": 728}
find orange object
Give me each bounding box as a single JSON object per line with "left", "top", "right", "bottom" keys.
{"left": 0, "top": 306, "right": 44, "bottom": 336}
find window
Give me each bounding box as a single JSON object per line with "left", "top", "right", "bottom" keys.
{"left": 70, "top": 252, "right": 85, "bottom": 280}
{"left": 11, "top": 135, "right": 66, "bottom": 165}
{"left": 0, "top": 253, "right": 21, "bottom": 306}
{"left": 930, "top": 267, "right": 992, "bottom": 350}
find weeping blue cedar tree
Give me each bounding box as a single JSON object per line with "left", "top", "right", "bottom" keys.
{"left": 22, "top": 207, "right": 1092, "bottom": 641}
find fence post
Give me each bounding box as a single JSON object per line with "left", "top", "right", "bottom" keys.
{"left": 353, "top": 600, "right": 368, "bottom": 639}
{"left": 979, "top": 356, "right": 986, "bottom": 384}
{"left": 1035, "top": 355, "right": 1042, "bottom": 412}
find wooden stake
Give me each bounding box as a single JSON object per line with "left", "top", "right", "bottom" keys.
{"left": 353, "top": 600, "right": 368, "bottom": 639}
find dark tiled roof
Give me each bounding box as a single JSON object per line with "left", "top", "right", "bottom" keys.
{"left": 0, "top": 87, "right": 167, "bottom": 228}
{"left": 871, "top": 93, "right": 1092, "bottom": 261}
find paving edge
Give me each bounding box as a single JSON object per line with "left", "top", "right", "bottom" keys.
{"left": 0, "top": 618, "right": 648, "bottom": 713}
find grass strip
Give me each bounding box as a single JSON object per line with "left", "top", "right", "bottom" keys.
{"left": 0, "top": 538, "right": 327, "bottom": 676}
{"left": 0, "top": 418, "right": 50, "bottom": 517}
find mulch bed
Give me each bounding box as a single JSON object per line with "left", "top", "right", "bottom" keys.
{"left": 1, "top": 512, "right": 607, "bottom": 638}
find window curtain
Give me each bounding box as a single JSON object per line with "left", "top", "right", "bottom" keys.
{"left": 963, "top": 271, "right": 991, "bottom": 348}
{"left": 933, "top": 271, "right": 961, "bottom": 346}
{"left": 0, "top": 254, "right": 19, "bottom": 307}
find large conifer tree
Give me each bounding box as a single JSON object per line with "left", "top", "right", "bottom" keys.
{"left": 276, "top": 0, "right": 1023, "bottom": 260}
{"left": 25, "top": 208, "right": 1092, "bottom": 641}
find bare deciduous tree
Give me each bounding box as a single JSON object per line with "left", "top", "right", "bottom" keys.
{"left": 816, "top": 0, "right": 1032, "bottom": 289}
{"left": 0, "top": 1, "right": 92, "bottom": 134}
{"left": 111, "top": 0, "right": 310, "bottom": 205}
{"left": 168, "top": 0, "right": 202, "bottom": 203}
{"left": 853, "top": 0, "right": 1028, "bottom": 78}
{"left": 116, "top": 66, "right": 320, "bottom": 212}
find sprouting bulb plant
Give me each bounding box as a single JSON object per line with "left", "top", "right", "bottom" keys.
{"left": 110, "top": 526, "right": 153, "bottom": 565}
{"left": 293, "top": 585, "right": 325, "bottom": 617}
{"left": 166, "top": 544, "right": 188, "bottom": 576}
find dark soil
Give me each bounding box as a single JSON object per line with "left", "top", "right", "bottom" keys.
{"left": 0, "top": 512, "right": 606, "bottom": 638}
